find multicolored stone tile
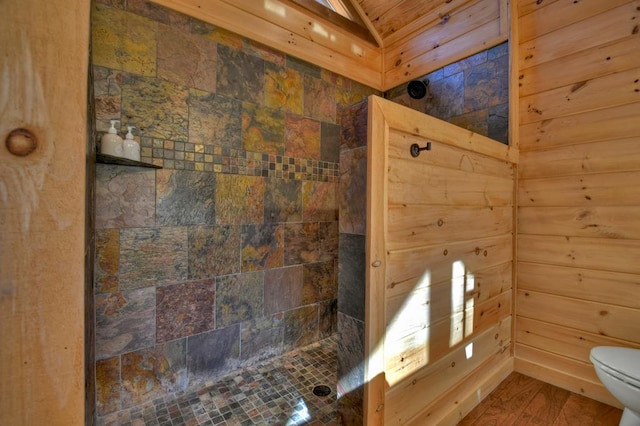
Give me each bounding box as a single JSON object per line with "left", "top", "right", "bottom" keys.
{"left": 191, "top": 22, "right": 244, "bottom": 50}
{"left": 92, "top": 4, "right": 157, "bottom": 76}
{"left": 156, "top": 279, "right": 216, "bottom": 343}
{"left": 156, "top": 169, "right": 216, "bottom": 226}
{"left": 188, "top": 90, "right": 242, "bottom": 147}
{"left": 425, "top": 71, "right": 465, "bottom": 121}
{"left": 321, "top": 122, "right": 340, "bottom": 163}
{"left": 242, "top": 102, "right": 285, "bottom": 155}
{"left": 338, "top": 146, "right": 367, "bottom": 234}
{"left": 265, "top": 63, "right": 303, "bottom": 114}
{"left": 285, "top": 113, "right": 321, "bottom": 159}
{"left": 339, "top": 100, "right": 368, "bottom": 150}
{"left": 264, "top": 178, "right": 302, "bottom": 223}
{"left": 304, "top": 75, "right": 336, "bottom": 123}
{"left": 119, "top": 227, "right": 188, "bottom": 289}
{"left": 244, "top": 38, "right": 286, "bottom": 67}
{"left": 263, "top": 266, "right": 303, "bottom": 316}
{"left": 96, "top": 356, "right": 121, "bottom": 416}
{"left": 464, "top": 61, "right": 505, "bottom": 113}
{"left": 302, "top": 181, "right": 337, "bottom": 222}
{"left": 489, "top": 102, "right": 509, "bottom": 144}
{"left": 338, "top": 233, "right": 365, "bottom": 322}
{"left": 284, "top": 222, "right": 337, "bottom": 265}
{"left": 95, "top": 228, "right": 120, "bottom": 294}
{"left": 121, "top": 73, "right": 189, "bottom": 141}
{"left": 241, "top": 224, "right": 284, "bottom": 271}
{"left": 337, "top": 312, "right": 365, "bottom": 424}
{"left": 286, "top": 55, "right": 322, "bottom": 79}
{"left": 303, "top": 261, "right": 336, "bottom": 304}
{"left": 186, "top": 325, "right": 240, "bottom": 384}
{"left": 450, "top": 109, "right": 488, "bottom": 136}
{"left": 95, "top": 165, "right": 155, "bottom": 229}
{"left": 216, "top": 44, "right": 264, "bottom": 105}
{"left": 157, "top": 24, "right": 217, "bottom": 92}
{"left": 444, "top": 50, "right": 488, "bottom": 77}
{"left": 284, "top": 305, "right": 319, "bottom": 351}
{"left": 188, "top": 225, "right": 241, "bottom": 279}
{"left": 121, "top": 339, "right": 188, "bottom": 408}
{"left": 240, "top": 313, "right": 285, "bottom": 363}
{"left": 95, "top": 287, "right": 156, "bottom": 358}
{"left": 319, "top": 299, "right": 338, "bottom": 339}
{"left": 127, "top": 0, "right": 190, "bottom": 31}
{"left": 215, "top": 272, "right": 264, "bottom": 328}
{"left": 215, "top": 174, "right": 265, "bottom": 225}
{"left": 93, "top": 66, "right": 122, "bottom": 132}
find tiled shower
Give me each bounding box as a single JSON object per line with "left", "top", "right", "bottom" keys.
{"left": 90, "top": 1, "right": 508, "bottom": 423}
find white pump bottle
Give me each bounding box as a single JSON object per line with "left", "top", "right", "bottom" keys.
{"left": 123, "top": 126, "right": 141, "bottom": 162}
{"left": 101, "top": 120, "right": 124, "bottom": 157}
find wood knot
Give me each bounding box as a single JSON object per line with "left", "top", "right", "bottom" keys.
{"left": 6, "top": 128, "right": 38, "bottom": 157}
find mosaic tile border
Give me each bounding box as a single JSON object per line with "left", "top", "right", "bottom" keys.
{"left": 140, "top": 137, "right": 338, "bottom": 182}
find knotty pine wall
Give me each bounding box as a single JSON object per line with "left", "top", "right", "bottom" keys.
{"left": 515, "top": 0, "right": 640, "bottom": 407}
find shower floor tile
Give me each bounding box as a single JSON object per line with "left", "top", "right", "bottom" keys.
{"left": 98, "top": 336, "right": 339, "bottom": 426}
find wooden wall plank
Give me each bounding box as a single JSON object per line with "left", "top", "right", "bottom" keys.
{"left": 516, "top": 289, "right": 640, "bottom": 342}
{"left": 515, "top": 356, "right": 619, "bottom": 408}
{"left": 519, "top": 67, "right": 640, "bottom": 125}
{"left": 518, "top": 262, "right": 640, "bottom": 309}
{"left": 516, "top": 317, "right": 640, "bottom": 364}
{"left": 516, "top": 343, "right": 599, "bottom": 384}
{"left": 518, "top": 206, "right": 640, "bottom": 240}
{"left": 388, "top": 205, "right": 513, "bottom": 250}
{"left": 518, "top": 138, "right": 640, "bottom": 178}
{"left": 517, "top": 0, "right": 560, "bottom": 18}
{"left": 381, "top": 0, "right": 477, "bottom": 47}
{"left": 407, "top": 355, "right": 513, "bottom": 426}
{"left": 384, "top": 20, "right": 504, "bottom": 90}
{"left": 519, "top": 36, "right": 640, "bottom": 97}
{"left": 519, "top": 0, "right": 631, "bottom": 43}
{"left": 384, "top": 0, "right": 499, "bottom": 73}
{"left": 519, "top": 103, "right": 640, "bottom": 150}
{"left": 518, "top": 234, "right": 640, "bottom": 274}
{"left": 389, "top": 130, "right": 514, "bottom": 179}
{"left": 386, "top": 291, "right": 512, "bottom": 386}
{"left": 519, "top": 171, "right": 640, "bottom": 207}
{"left": 385, "top": 318, "right": 511, "bottom": 425}
{"left": 389, "top": 162, "right": 514, "bottom": 206}
{"left": 520, "top": 1, "right": 640, "bottom": 70}
{"left": 387, "top": 234, "right": 513, "bottom": 296}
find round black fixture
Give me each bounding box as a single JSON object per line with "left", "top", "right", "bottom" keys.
{"left": 312, "top": 385, "right": 332, "bottom": 397}
{"left": 407, "top": 79, "right": 429, "bottom": 99}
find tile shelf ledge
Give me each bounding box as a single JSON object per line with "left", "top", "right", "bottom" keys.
{"left": 96, "top": 153, "right": 162, "bottom": 169}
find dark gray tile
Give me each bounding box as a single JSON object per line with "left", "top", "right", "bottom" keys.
{"left": 338, "top": 233, "right": 365, "bottom": 321}
{"left": 156, "top": 169, "right": 216, "bottom": 226}
{"left": 186, "top": 325, "right": 240, "bottom": 384}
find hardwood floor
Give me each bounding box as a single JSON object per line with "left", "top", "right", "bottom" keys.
{"left": 459, "top": 373, "right": 623, "bottom": 425}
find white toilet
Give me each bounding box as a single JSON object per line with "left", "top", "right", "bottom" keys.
{"left": 590, "top": 346, "right": 640, "bottom": 426}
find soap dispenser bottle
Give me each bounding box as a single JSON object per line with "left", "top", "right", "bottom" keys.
{"left": 123, "top": 126, "right": 140, "bottom": 162}
{"left": 101, "top": 120, "right": 124, "bottom": 157}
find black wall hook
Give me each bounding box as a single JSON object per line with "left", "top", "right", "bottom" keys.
{"left": 410, "top": 142, "right": 431, "bottom": 157}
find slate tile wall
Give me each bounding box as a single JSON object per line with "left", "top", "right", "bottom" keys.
{"left": 386, "top": 42, "right": 510, "bottom": 145}
{"left": 91, "top": 0, "right": 378, "bottom": 417}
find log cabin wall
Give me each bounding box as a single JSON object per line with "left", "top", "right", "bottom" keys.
{"left": 515, "top": 0, "right": 640, "bottom": 407}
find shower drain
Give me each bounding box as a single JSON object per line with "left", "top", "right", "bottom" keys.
{"left": 312, "top": 385, "right": 332, "bottom": 397}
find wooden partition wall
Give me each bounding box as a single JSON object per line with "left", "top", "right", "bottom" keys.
{"left": 362, "top": 96, "right": 519, "bottom": 425}
{"left": 515, "top": 0, "right": 640, "bottom": 407}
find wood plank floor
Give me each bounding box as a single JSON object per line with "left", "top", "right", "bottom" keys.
{"left": 459, "top": 373, "right": 623, "bottom": 425}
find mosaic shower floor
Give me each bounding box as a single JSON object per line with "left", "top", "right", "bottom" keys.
{"left": 98, "top": 336, "right": 339, "bottom": 426}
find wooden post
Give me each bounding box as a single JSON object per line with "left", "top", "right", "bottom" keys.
{"left": 0, "top": 0, "right": 90, "bottom": 424}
